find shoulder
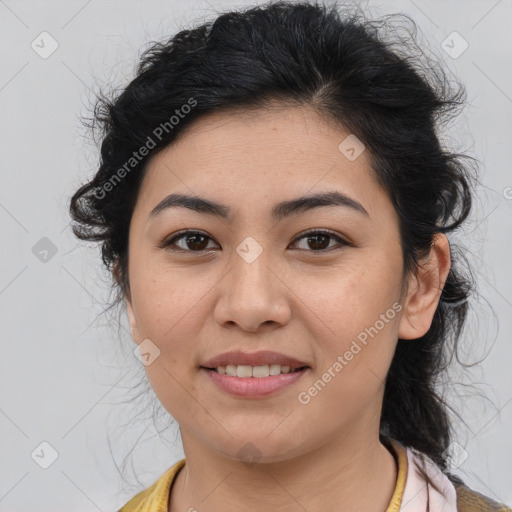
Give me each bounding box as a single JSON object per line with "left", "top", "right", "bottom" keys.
{"left": 117, "top": 458, "right": 186, "bottom": 512}
{"left": 453, "top": 481, "right": 512, "bottom": 512}
{"left": 386, "top": 437, "right": 511, "bottom": 512}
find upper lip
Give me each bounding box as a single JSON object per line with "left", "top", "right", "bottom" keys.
{"left": 201, "top": 350, "right": 310, "bottom": 369}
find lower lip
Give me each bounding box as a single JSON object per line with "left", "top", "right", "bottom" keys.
{"left": 201, "top": 367, "right": 309, "bottom": 398}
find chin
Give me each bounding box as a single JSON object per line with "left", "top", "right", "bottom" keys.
{"left": 211, "top": 432, "right": 308, "bottom": 466}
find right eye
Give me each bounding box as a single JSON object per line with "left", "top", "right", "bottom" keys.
{"left": 159, "top": 230, "right": 219, "bottom": 253}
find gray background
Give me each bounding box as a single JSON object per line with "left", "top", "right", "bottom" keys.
{"left": 0, "top": 0, "right": 511, "bottom": 510}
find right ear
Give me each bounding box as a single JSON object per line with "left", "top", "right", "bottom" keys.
{"left": 125, "top": 297, "right": 139, "bottom": 340}
{"left": 113, "top": 261, "right": 138, "bottom": 340}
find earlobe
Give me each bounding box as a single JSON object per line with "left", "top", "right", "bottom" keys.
{"left": 398, "top": 234, "right": 451, "bottom": 340}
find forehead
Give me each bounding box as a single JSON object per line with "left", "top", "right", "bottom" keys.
{"left": 135, "top": 105, "right": 391, "bottom": 222}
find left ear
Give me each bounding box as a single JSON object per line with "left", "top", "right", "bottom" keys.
{"left": 398, "top": 233, "right": 451, "bottom": 340}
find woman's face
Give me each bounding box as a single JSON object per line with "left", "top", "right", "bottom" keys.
{"left": 125, "top": 105, "right": 418, "bottom": 463}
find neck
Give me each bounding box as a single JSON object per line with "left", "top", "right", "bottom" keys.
{"left": 169, "top": 432, "right": 397, "bottom": 512}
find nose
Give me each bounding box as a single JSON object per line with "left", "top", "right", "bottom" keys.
{"left": 213, "top": 247, "right": 291, "bottom": 333}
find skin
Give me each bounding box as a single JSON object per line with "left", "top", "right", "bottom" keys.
{"left": 124, "top": 105, "right": 451, "bottom": 512}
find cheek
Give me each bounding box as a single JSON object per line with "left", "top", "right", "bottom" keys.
{"left": 132, "top": 269, "right": 207, "bottom": 416}
{"left": 292, "top": 253, "right": 401, "bottom": 393}
{"left": 296, "top": 290, "right": 400, "bottom": 430}
{"left": 128, "top": 260, "right": 214, "bottom": 400}
{"left": 130, "top": 257, "right": 214, "bottom": 338}
{"left": 293, "top": 251, "right": 400, "bottom": 335}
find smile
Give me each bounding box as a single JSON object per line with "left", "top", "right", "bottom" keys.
{"left": 200, "top": 366, "right": 310, "bottom": 398}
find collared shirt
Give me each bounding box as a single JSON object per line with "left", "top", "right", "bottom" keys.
{"left": 117, "top": 437, "right": 512, "bottom": 512}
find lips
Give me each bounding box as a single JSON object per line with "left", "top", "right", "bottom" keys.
{"left": 200, "top": 350, "right": 310, "bottom": 370}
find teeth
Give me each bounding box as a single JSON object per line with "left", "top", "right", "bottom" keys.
{"left": 215, "top": 364, "right": 300, "bottom": 377}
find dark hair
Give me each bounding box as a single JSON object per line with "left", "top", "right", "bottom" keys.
{"left": 69, "top": 0, "right": 480, "bottom": 493}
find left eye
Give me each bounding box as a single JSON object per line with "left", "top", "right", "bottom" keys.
{"left": 159, "top": 230, "right": 348, "bottom": 253}
{"left": 291, "top": 230, "right": 348, "bottom": 252}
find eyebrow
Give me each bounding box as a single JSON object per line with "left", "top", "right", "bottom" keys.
{"left": 147, "top": 190, "right": 369, "bottom": 222}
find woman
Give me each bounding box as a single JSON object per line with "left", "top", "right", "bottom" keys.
{"left": 69, "top": 1, "right": 511, "bottom": 510}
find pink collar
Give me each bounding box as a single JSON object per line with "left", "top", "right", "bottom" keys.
{"left": 400, "top": 446, "right": 457, "bottom": 512}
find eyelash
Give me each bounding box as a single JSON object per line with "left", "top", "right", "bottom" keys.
{"left": 159, "top": 229, "right": 350, "bottom": 254}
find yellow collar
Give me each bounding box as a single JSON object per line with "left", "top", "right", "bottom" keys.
{"left": 118, "top": 437, "right": 408, "bottom": 512}
{"left": 383, "top": 437, "right": 408, "bottom": 512}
